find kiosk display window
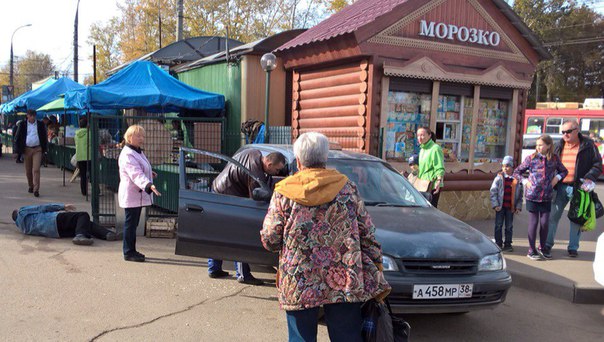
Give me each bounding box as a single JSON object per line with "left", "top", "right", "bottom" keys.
{"left": 435, "top": 95, "right": 462, "bottom": 162}
{"left": 459, "top": 97, "right": 474, "bottom": 162}
{"left": 474, "top": 99, "right": 509, "bottom": 162}
{"left": 384, "top": 91, "right": 431, "bottom": 161}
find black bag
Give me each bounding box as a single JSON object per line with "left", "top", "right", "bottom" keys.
{"left": 592, "top": 192, "right": 604, "bottom": 219}
{"left": 362, "top": 299, "right": 410, "bottom": 342}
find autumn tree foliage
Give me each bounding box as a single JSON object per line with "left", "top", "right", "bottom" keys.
{"left": 0, "top": 51, "right": 55, "bottom": 97}
{"left": 513, "top": 0, "right": 604, "bottom": 104}
{"left": 87, "top": 0, "right": 345, "bottom": 81}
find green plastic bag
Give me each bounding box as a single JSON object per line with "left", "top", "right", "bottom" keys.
{"left": 582, "top": 201, "right": 596, "bottom": 232}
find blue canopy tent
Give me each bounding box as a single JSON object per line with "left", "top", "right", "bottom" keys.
{"left": 64, "top": 60, "right": 225, "bottom": 113}
{"left": 1, "top": 77, "right": 84, "bottom": 115}
{"left": 63, "top": 61, "right": 226, "bottom": 217}
{"left": 0, "top": 78, "right": 56, "bottom": 114}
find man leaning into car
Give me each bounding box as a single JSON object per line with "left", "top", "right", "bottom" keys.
{"left": 207, "top": 149, "right": 286, "bottom": 285}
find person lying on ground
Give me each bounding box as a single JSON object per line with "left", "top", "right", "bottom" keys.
{"left": 12, "top": 203, "right": 121, "bottom": 245}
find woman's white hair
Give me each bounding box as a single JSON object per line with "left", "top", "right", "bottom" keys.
{"left": 293, "top": 132, "right": 329, "bottom": 168}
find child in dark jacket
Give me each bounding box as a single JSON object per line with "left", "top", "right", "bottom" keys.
{"left": 513, "top": 134, "right": 568, "bottom": 260}
{"left": 490, "top": 156, "right": 523, "bottom": 252}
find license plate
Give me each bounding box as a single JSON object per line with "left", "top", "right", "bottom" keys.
{"left": 412, "top": 284, "right": 473, "bottom": 299}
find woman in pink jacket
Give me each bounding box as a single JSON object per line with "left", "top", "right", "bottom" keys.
{"left": 118, "top": 125, "right": 161, "bottom": 262}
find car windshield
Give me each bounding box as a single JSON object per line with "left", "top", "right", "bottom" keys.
{"left": 326, "top": 159, "right": 430, "bottom": 207}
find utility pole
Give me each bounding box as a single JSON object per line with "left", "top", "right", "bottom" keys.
{"left": 177, "top": 0, "right": 184, "bottom": 41}
{"left": 74, "top": 0, "right": 81, "bottom": 82}
{"left": 93, "top": 45, "right": 97, "bottom": 85}
{"left": 535, "top": 70, "right": 540, "bottom": 103}
{"left": 158, "top": 0, "right": 162, "bottom": 48}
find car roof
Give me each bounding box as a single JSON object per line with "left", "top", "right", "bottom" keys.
{"left": 238, "top": 144, "right": 385, "bottom": 163}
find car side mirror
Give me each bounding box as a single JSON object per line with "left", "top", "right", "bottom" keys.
{"left": 252, "top": 186, "right": 272, "bottom": 202}
{"left": 421, "top": 191, "right": 433, "bottom": 202}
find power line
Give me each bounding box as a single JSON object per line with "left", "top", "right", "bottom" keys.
{"left": 543, "top": 36, "right": 604, "bottom": 46}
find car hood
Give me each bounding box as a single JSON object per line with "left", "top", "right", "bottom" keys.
{"left": 367, "top": 206, "right": 498, "bottom": 260}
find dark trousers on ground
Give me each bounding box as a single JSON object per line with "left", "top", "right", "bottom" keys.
{"left": 494, "top": 207, "right": 514, "bottom": 247}
{"left": 286, "top": 302, "right": 363, "bottom": 342}
{"left": 528, "top": 211, "right": 550, "bottom": 253}
{"left": 77, "top": 160, "right": 90, "bottom": 196}
{"left": 56, "top": 212, "right": 113, "bottom": 239}
{"left": 123, "top": 207, "right": 142, "bottom": 256}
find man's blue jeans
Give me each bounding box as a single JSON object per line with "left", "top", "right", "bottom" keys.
{"left": 547, "top": 183, "right": 582, "bottom": 252}
{"left": 286, "top": 302, "right": 363, "bottom": 342}
{"left": 207, "top": 259, "right": 253, "bottom": 279}
{"left": 494, "top": 207, "right": 514, "bottom": 247}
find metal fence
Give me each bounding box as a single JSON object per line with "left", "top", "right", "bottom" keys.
{"left": 90, "top": 114, "right": 226, "bottom": 227}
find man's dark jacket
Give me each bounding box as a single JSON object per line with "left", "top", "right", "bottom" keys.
{"left": 14, "top": 119, "right": 48, "bottom": 154}
{"left": 212, "top": 149, "right": 268, "bottom": 198}
{"left": 554, "top": 133, "right": 602, "bottom": 182}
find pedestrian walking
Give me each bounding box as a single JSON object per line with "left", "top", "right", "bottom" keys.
{"left": 74, "top": 117, "right": 91, "bottom": 196}
{"left": 490, "top": 156, "right": 523, "bottom": 252}
{"left": 118, "top": 125, "right": 161, "bottom": 262}
{"left": 513, "top": 134, "right": 567, "bottom": 260}
{"left": 261, "top": 132, "right": 390, "bottom": 342}
{"left": 546, "top": 120, "right": 602, "bottom": 258}
{"left": 14, "top": 110, "right": 47, "bottom": 197}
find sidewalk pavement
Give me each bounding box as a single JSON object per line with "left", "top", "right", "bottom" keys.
{"left": 467, "top": 194, "right": 604, "bottom": 304}
{"left": 1, "top": 153, "right": 603, "bottom": 305}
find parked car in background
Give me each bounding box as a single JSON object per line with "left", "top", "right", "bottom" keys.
{"left": 176, "top": 145, "right": 512, "bottom": 314}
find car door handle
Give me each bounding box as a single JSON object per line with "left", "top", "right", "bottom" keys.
{"left": 186, "top": 204, "right": 204, "bottom": 213}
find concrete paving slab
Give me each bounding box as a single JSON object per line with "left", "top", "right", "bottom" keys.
{"left": 466, "top": 189, "right": 604, "bottom": 304}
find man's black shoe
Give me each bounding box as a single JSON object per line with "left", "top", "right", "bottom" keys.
{"left": 237, "top": 276, "right": 264, "bottom": 286}
{"left": 124, "top": 252, "right": 145, "bottom": 262}
{"left": 568, "top": 250, "right": 578, "bottom": 258}
{"left": 72, "top": 234, "right": 94, "bottom": 246}
{"left": 208, "top": 270, "right": 230, "bottom": 279}
{"left": 34, "top": 191, "right": 40, "bottom": 197}
{"left": 28, "top": 188, "right": 33, "bottom": 193}
{"left": 105, "top": 231, "right": 123, "bottom": 241}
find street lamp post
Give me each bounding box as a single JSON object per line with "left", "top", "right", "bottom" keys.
{"left": 10, "top": 24, "right": 32, "bottom": 91}
{"left": 260, "top": 53, "right": 277, "bottom": 143}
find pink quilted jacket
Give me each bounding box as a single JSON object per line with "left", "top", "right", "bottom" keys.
{"left": 118, "top": 145, "right": 154, "bottom": 208}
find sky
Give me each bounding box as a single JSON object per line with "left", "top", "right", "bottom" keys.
{"left": 0, "top": 0, "right": 121, "bottom": 83}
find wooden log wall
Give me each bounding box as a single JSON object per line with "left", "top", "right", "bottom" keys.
{"left": 292, "top": 60, "right": 370, "bottom": 152}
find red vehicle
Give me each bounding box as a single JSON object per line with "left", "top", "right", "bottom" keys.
{"left": 523, "top": 109, "right": 604, "bottom": 137}
{"left": 522, "top": 108, "right": 604, "bottom": 175}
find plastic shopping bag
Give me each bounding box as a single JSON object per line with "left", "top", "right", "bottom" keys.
{"left": 362, "top": 299, "right": 410, "bottom": 342}
{"left": 582, "top": 202, "right": 596, "bottom": 232}
{"left": 568, "top": 188, "right": 591, "bottom": 225}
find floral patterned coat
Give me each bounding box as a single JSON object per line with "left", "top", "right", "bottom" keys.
{"left": 261, "top": 171, "right": 390, "bottom": 311}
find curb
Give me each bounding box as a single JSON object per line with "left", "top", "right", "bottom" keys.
{"left": 507, "top": 260, "right": 604, "bottom": 304}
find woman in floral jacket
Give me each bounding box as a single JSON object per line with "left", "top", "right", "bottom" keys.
{"left": 261, "top": 132, "right": 390, "bottom": 342}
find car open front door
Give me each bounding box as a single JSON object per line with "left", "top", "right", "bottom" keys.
{"left": 175, "top": 148, "right": 277, "bottom": 266}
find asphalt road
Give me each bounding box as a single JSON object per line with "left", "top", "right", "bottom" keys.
{"left": 1, "top": 155, "right": 603, "bottom": 341}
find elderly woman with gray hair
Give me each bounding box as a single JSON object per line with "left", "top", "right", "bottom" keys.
{"left": 261, "top": 132, "right": 390, "bottom": 342}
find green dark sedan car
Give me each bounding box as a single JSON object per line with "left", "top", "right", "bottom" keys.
{"left": 175, "top": 145, "right": 511, "bottom": 314}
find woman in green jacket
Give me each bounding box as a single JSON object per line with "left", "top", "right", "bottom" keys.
{"left": 416, "top": 126, "right": 445, "bottom": 207}
{"left": 74, "top": 117, "right": 91, "bottom": 196}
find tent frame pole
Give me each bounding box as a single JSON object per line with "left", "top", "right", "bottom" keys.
{"left": 62, "top": 110, "right": 66, "bottom": 186}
